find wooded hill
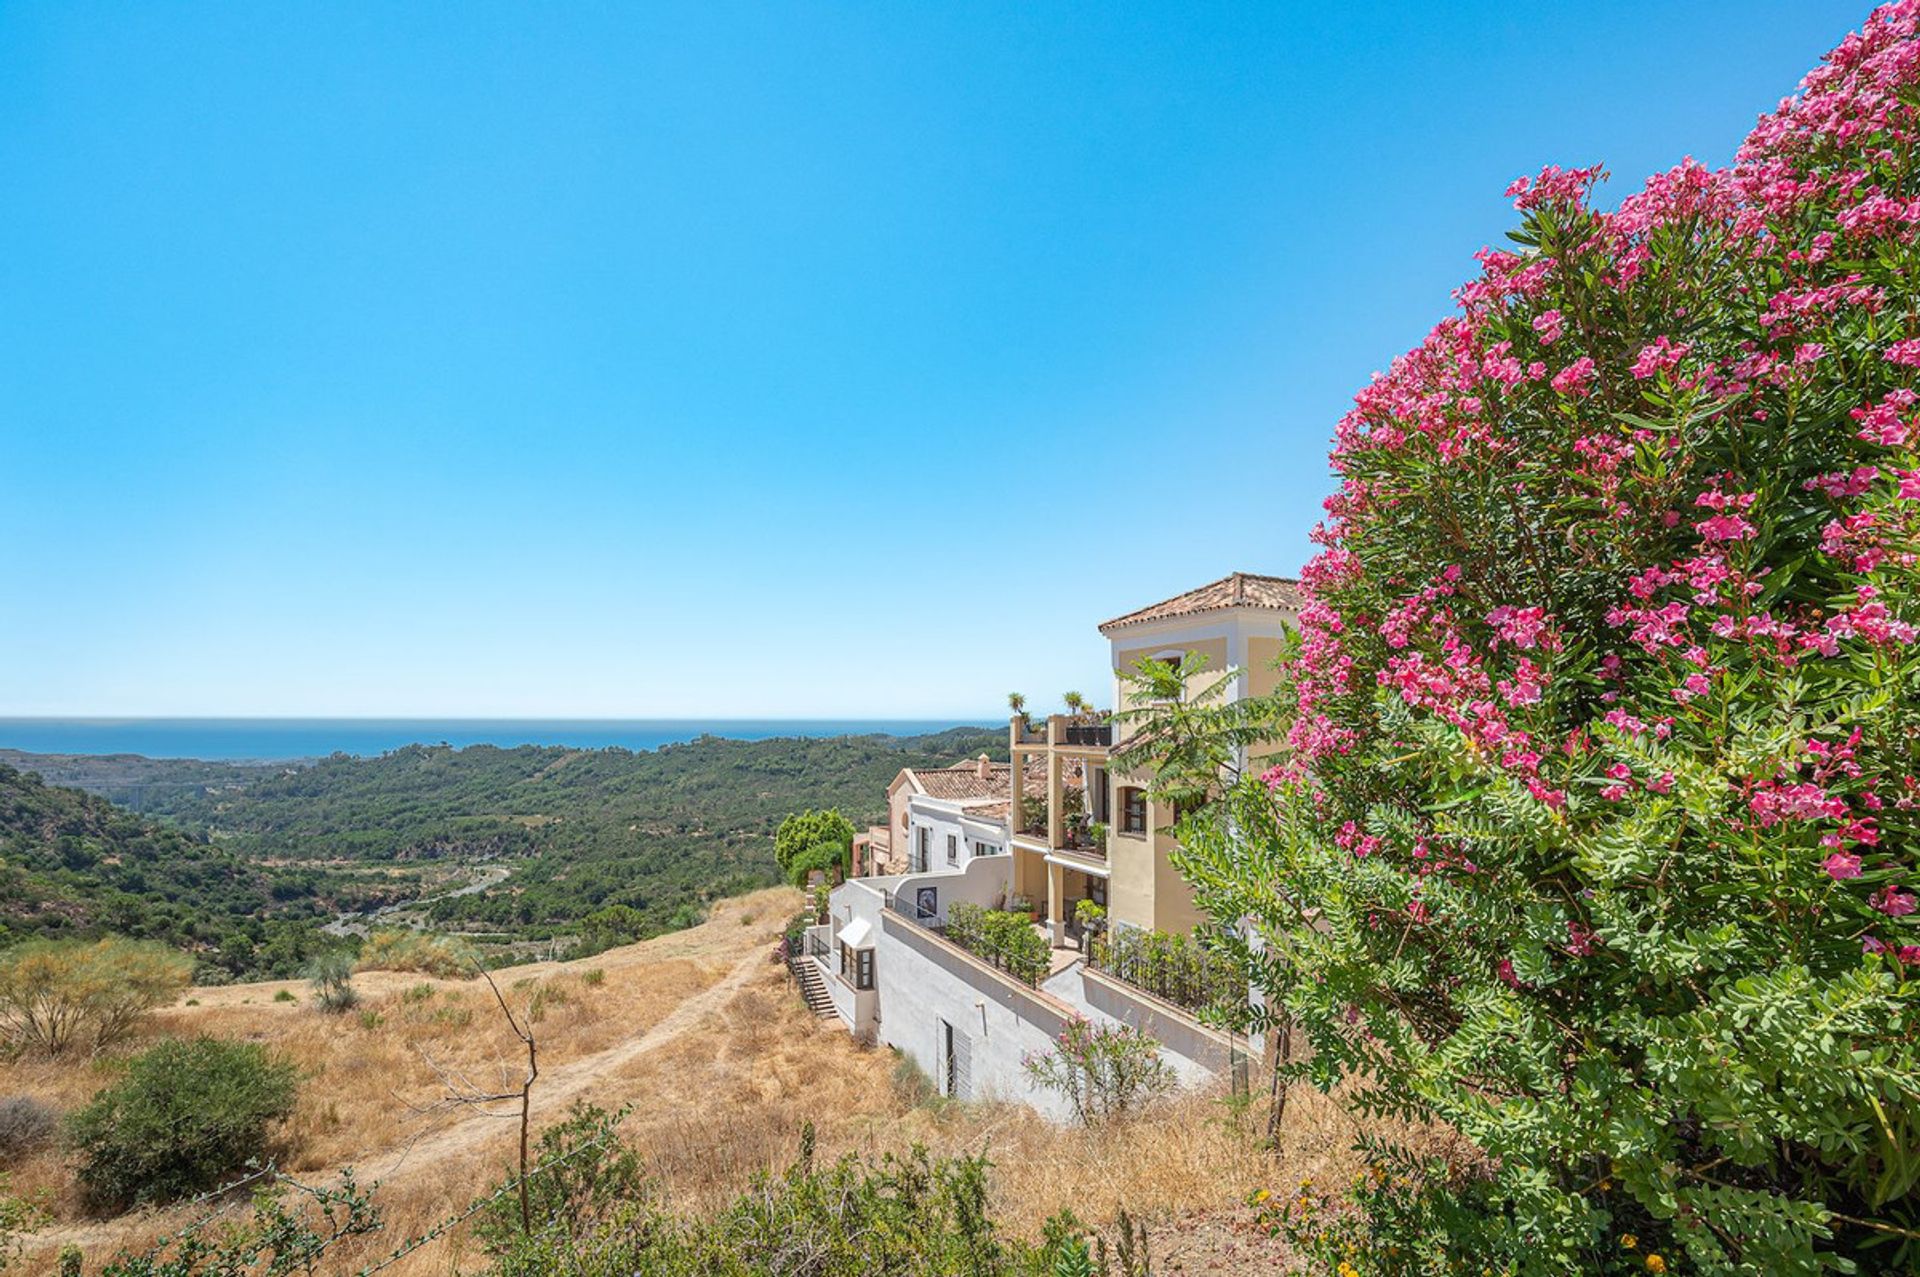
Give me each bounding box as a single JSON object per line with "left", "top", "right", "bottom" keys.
{"left": 6, "top": 727, "right": 1004, "bottom": 971}
{"left": 0, "top": 763, "right": 360, "bottom": 978}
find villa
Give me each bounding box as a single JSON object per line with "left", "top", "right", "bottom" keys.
{"left": 798, "top": 572, "right": 1300, "bottom": 1118}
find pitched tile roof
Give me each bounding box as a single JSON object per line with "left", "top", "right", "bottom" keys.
{"left": 1098, "top": 572, "right": 1302, "bottom": 632}
{"left": 907, "top": 759, "right": 1016, "bottom": 803}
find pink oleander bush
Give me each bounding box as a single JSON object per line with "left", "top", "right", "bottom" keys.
{"left": 1183, "top": 6, "right": 1920, "bottom": 1272}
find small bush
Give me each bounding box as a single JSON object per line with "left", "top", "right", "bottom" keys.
{"left": 1022, "top": 1017, "right": 1174, "bottom": 1127}
{"left": 306, "top": 952, "right": 358, "bottom": 1013}
{"left": 0, "top": 938, "right": 192, "bottom": 1056}
{"left": 0, "top": 1096, "right": 58, "bottom": 1158}
{"left": 357, "top": 1009, "right": 384, "bottom": 1030}
{"left": 355, "top": 930, "right": 476, "bottom": 979}
{"left": 476, "top": 1102, "right": 646, "bottom": 1255}
{"left": 580, "top": 968, "right": 605, "bottom": 988}
{"left": 402, "top": 981, "right": 436, "bottom": 1004}
{"left": 65, "top": 1036, "right": 298, "bottom": 1209}
{"left": 272, "top": 989, "right": 297, "bottom": 1004}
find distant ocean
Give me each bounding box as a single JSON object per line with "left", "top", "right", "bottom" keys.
{"left": 0, "top": 719, "right": 987, "bottom": 763}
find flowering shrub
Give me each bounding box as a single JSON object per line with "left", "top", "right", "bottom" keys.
{"left": 1022, "top": 1017, "right": 1175, "bottom": 1126}
{"left": 1177, "top": 6, "right": 1920, "bottom": 1272}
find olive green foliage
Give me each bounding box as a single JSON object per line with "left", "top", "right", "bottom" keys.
{"left": 477, "top": 1122, "right": 1095, "bottom": 1277}
{"left": 65, "top": 1036, "right": 298, "bottom": 1209}
{"left": 0, "top": 764, "right": 350, "bottom": 981}
{"left": 944, "top": 904, "right": 1050, "bottom": 986}
{"left": 1022, "top": 1018, "right": 1175, "bottom": 1127}
{"left": 0, "top": 937, "right": 192, "bottom": 1056}
{"left": 304, "top": 951, "right": 357, "bottom": 1013}
{"left": 773, "top": 808, "right": 856, "bottom": 876}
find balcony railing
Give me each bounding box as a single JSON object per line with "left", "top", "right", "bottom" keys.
{"left": 1060, "top": 722, "right": 1112, "bottom": 747}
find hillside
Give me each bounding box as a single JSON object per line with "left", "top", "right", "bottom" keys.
{"left": 0, "top": 763, "right": 383, "bottom": 977}
{"left": 5, "top": 888, "right": 1333, "bottom": 1274}
{"left": 3, "top": 727, "right": 1006, "bottom": 967}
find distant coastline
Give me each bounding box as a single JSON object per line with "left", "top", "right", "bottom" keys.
{"left": 0, "top": 718, "right": 992, "bottom": 763}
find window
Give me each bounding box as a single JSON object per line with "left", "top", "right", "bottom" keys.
{"left": 974, "top": 840, "right": 1000, "bottom": 858}
{"left": 1088, "top": 876, "right": 1108, "bottom": 908}
{"left": 841, "top": 943, "right": 873, "bottom": 990}
{"left": 1121, "top": 787, "right": 1147, "bottom": 834}
{"left": 946, "top": 833, "right": 958, "bottom": 865}
{"left": 917, "top": 826, "right": 930, "bottom": 871}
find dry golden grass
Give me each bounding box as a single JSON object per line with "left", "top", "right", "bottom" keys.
{"left": 5, "top": 886, "right": 1374, "bottom": 1274}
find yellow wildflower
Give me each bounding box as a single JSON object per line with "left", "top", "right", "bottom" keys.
{"left": 1645, "top": 1255, "right": 1667, "bottom": 1274}
{"left": 1620, "top": 1234, "right": 1638, "bottom": 1250}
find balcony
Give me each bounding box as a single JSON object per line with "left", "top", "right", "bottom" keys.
{"left": 1011, "top": 715, "right": 1113, "bottom": 750}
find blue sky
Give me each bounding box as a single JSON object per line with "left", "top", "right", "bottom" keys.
{"left": 0, "top": 1, "right": 1866, "bottom": 719}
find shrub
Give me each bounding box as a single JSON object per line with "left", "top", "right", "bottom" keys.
{"left": 272, "top": 988, "right": 297, "bottom": 1004}
{"left": 786, "top": 839, "right": 847, "bottom": 887}
{"left": 355, "top": 930, "right": 476, "bottom": 978}
{"left": 0, "top": 1096, "right": 57, "bottom": 1159}
{"left": 305, "top": 951, "right": 358, "bottom": 1013}
{"left": 65, "top": 1035, "right": 298, "bottom": 1209}
{"left": 0, "top": 937, "right": 192, "bottom": 1056}
{"left": 944, "top": 904, "right": 1050, "bottom": 985}
{"left": 0, "top": 1175, "right": 45, "bottom": 1275}
{"left": 580, "top": 968, "right": 605, "bottom": 988}
{"left": 1166, "top": 8, "right": 1920, "bottom": 1272}
{"left": 1022, "top": 1017, "right": 1174, "bottom": 1127}
{"left": 476, "top": 1102, "right": 646, "bottom": 1255}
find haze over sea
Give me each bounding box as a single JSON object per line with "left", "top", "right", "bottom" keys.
{"left": 0, "top": 719, "right": 985, "bottom": 764}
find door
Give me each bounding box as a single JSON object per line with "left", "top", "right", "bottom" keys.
{"left": 938, "top": 1019, "right": 970, "bottom": 1099}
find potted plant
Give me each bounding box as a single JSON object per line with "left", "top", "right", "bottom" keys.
{"left": 1089, "top": 822, "right": 1108, "bottom": 854}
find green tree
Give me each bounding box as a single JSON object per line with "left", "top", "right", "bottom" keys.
{"left": 304, "top": 951, "right": 357, "bottom": 1013}
{"left": 66, "top": 1036, "right": 299, "bottom": 1209}
{"left": 772, "top": 809, "right": 855, "bottom": 876}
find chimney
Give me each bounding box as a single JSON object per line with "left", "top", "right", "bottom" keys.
{"left": 976, "top": 753, "right": 992, "bottom": 779}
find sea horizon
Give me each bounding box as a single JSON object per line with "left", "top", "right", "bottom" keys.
{"left": 0, "top": 717, "right": 996, "bottom": 764}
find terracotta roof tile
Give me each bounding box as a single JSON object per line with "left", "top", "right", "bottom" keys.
{"left": 908, "top": 760, "right": 1015, "bottom": 802}
{"left": 1098, "top": 572, "right": 1302, "bottom": 632}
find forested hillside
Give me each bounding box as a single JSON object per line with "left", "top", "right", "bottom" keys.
{"left": 0, "top": 764, "right": 367, "bottom": 977}
{"left": 9, "top": 727, "right": 1004, "bottom": 960}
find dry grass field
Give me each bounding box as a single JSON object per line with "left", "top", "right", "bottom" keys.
{"left": 6, "top": 888, "right": 1369, "bottom": 1274}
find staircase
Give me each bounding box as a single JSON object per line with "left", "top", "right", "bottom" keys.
{"left": 791, "top": 956, "right": 837, "bottom": 1019}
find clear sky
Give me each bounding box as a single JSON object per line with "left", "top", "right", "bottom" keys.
{"left": 0, "top": 1, "right": 1867, "bottom": 720}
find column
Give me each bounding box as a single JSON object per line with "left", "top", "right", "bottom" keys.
{"left": 1047, "top": 861, "right": 1066, "bottom": 947}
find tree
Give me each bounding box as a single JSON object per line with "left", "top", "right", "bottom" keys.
{"left": 304, "top": 951, "right": 357, "bottom": 1013}
{"left": 66, "top": 1036, "right": 298, "bottom": 1209}
{"left": 1061, "top": 691, "right": 1088, "bottom": 718}
{"left": 0, "top": 937, "right": 192, "bottom": 1055}
{"left": 772, "top": 810, "right": 855, "bottom": 876}
{"left": 1168, "top": 9, "right": 1920, "bottom": 1272}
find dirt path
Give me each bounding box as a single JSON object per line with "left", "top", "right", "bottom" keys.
{"left": 366, "top": 946, "right": 764, "bottom": 1178}
{"left": 27, "top": 945, "right": 771, "bottom": 1258}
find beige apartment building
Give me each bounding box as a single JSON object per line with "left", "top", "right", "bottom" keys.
{"left": 1008, "top": 572, "right": 1300, "bottom": 945}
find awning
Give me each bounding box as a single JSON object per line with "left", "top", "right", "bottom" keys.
{"left": 836, "top": 917, "right": 873, "bottom": 949}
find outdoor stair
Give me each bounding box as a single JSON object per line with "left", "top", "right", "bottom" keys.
{"left": 791, "top": 956, "right": 837, "bottom": 1019}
